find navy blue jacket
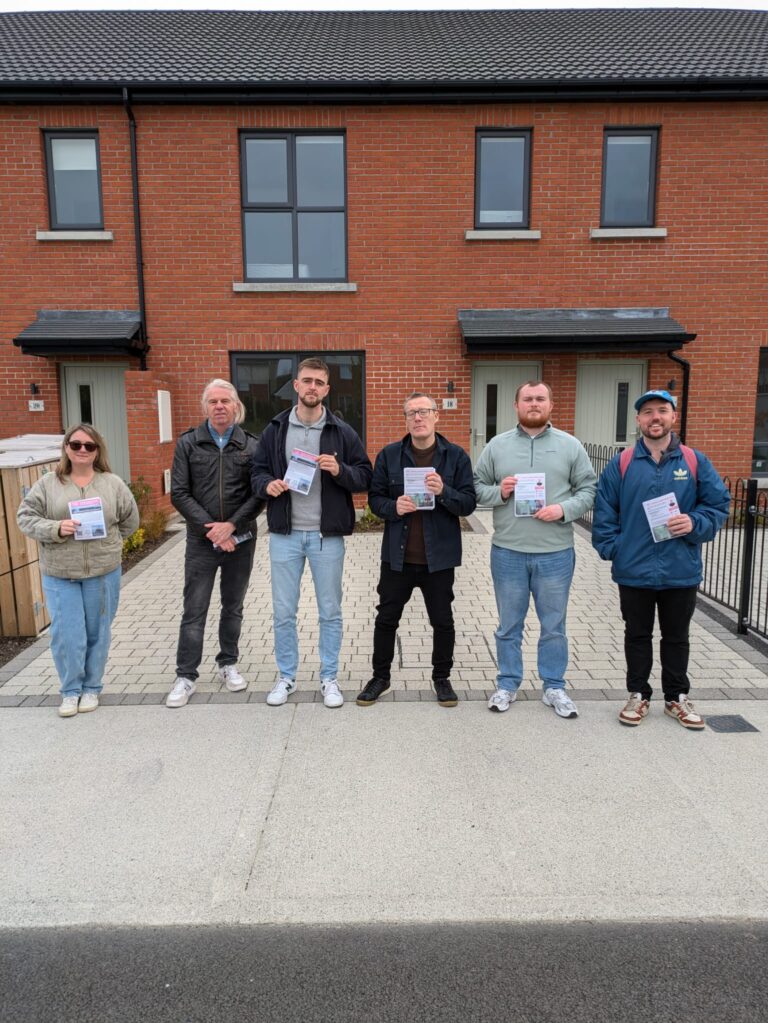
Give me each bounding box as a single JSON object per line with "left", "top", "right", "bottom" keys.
{"left": 370, "top": 433, "right": 477, "bottom": 573}
{"left": 592, "top": 435, "right": 730, "bottom": 588}
{"left": 250, "top": 407, "right": 372, "bottom": 536}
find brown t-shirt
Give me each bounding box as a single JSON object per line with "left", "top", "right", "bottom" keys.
{"left": 404, "top": 440, "right": 437, "bottom": 565}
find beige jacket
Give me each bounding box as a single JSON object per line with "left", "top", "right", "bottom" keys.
{"left": 17, "top": 471, "right": 140, "bottom": 580}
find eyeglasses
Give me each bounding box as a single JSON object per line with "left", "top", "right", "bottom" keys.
{"left": 404, "top": 408, "right": 436, "bottom": 420}
{"left": 67, "top": 440, "right": 98, "bottom": 452}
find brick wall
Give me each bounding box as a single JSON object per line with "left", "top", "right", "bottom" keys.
{"left": 2, "top": 99, "right": 766, "bottom": 481}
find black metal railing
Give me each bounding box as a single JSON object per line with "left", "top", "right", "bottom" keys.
{"left": 581, "top": 443, "right": 768, "bottom": 640}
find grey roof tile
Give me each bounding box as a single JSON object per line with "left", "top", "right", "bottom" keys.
{"left": 0, "top": 10, "right": 767, "bottom": 92}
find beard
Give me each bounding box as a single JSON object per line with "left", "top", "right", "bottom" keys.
{"left": 639, "top": 421, "right": 673, "bottom": 440}
{"left": 517, "top": 409, "right": 549, "bottom": 429}
{"left": 299, "top": 393, "right": 323, "bottom": 409}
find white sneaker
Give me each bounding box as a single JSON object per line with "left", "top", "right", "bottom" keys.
{"left": 58, "top": 695, "right": 79, "bottom": 718}
{"left": 78, "top": 693, "right": 99, "bottom": 713}
{"left": 217, "top": 664, "right": 247, "bottom": 692}
{"left": 488, "top": 688, "right": 517, "bottom": 713}
{"left": 266, "top": 676, "right": 295, "bottom": 706}
{"left": 320, "top": 678, "right": 344, "bottom": 708}
{"left": 542, "top": 688, "right": 578, "bottom": 719}
{"left": 166, "top": 677, "right": 196, "bottom": 708}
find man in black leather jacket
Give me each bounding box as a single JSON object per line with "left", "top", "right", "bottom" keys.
{"left": 166, "top": 379, "right": 262, "bottom": 708}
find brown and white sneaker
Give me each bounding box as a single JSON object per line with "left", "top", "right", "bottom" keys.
{"left": 664, "top": 695, "right": 705, "bottom": 730}
{"left": 619, "top": 693, "right": 650, "bottom": 727}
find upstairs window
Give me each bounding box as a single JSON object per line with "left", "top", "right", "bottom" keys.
{"left": 240, "top": 132, "right": 347, "bottom": 281}
{"left": 601, "top": 129, "right": 659, "bottom": 228}
{"left": 475, "top": 130, "right": 531, "bottom": 229}
{"left": 43, "top": 130, "right": 103, "bottom": 230}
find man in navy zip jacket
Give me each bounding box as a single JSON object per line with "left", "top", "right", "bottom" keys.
{"left": 251, "top": 358, "right": 372, "bottom": 709}
{"left": 592, "top": 390, "right": 730, "bottom": 729}
{"left": 357, "top": 392, "right": 476, "bottom": 707}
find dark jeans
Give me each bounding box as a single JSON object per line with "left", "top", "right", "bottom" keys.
{"left": 372, "top": 562, "right": 455, "bottom": 683}
{"left": 176, "top": 533, "right": 256, "bottom": 681}
{"left": 618, "top": 584, "right": 698, "bottom": 701}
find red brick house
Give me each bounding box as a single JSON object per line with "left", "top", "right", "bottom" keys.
{"left": 1, "top": 8, "right": 767, "bottom": 503}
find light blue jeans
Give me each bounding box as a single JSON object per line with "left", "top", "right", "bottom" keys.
{"left": 42, "top": 567, "right": 122, "bottom": 697}
{"left": 490, "top": 545, "right": 576, "bottom": 693}
{"left": 269, "top": 531, "right": 345, "bottom": 680}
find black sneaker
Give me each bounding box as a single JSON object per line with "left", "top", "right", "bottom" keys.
{"left": 434, "top": 680, "right": 458, "bottom": 707}
{"left": 356, "top": 678, "right": 390, "bottom": 706}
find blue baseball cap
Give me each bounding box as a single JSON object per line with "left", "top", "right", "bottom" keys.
{"left": 634, "top": 389, "right": 677, "bottom": 412}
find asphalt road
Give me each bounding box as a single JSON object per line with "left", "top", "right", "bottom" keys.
{"left": 2, "top": 921, "right": 766, "bottom": 1022}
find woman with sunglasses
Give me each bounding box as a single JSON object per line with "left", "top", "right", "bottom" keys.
{"left": 17, "top": 424, "right": 139, "bottom": 717}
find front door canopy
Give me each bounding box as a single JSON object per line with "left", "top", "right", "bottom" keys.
{"left": 458, "top": 307, "right": 695, "bottom": 355}
{"left": 13, "top": 310, "right": 145, "bottom": 357}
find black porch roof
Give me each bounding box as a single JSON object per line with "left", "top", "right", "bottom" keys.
{"left": 13, "top": 310, "right": 145, "bottom": 358}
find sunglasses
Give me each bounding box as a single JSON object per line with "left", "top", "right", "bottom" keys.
{"left": 67, "top": 440, "right": 98, "bottom": 453}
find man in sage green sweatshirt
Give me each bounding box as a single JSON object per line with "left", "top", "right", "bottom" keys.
{"left": 473, "top": 381, "right": 597, "bottom": 719}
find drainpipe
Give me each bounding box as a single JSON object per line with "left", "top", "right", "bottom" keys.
{"left": 123, "top": 87, "right": 149, "bottom": 370}
{"left": 667, "top": 349, "right": 690, "bottom": 443}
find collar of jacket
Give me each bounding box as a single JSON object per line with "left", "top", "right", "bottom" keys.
{"left": 515, "top": 422, "right": 552, "bottom": 438}
{"left": 271, "top": 406, "right": 343, "bottom": 430}
{"left": 194, "top": 422, "right": 247, "bottom": 448}
{"left": 398, "top": 431, "right": 448, "bottom": 458}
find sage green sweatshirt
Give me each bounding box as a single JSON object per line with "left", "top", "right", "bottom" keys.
{"left": 473, "top": 424, "right": 597, "bottom": 553}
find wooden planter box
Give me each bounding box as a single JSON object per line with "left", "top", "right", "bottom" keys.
{"left": 0, "top": 436, "right": 63, "bottom": 637}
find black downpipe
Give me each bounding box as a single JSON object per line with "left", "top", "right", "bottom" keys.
{"left": 123, "top": 87, "right": 149, "bottom": 370}
{"left": 667, "top": 349, "right": 690, "bottom": 443}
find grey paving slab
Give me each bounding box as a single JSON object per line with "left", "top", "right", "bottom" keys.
{"left": 3, "top": 701, "right": 764, "bottom": 929}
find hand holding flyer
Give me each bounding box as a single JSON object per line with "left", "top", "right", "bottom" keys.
{"left": 514, "top": 473, "right": 546, "bottom": 517}
{"left": 403, "top": 467, "right": 435, "bottom": 510}
{"left": 67, "top": 497, "right": 107, "bottom": 540}
{"left": 642, "top": 492, "right": 681, "bottom": 542}
{"left": 284, "top": 448, "right": 319, "bottom": 495}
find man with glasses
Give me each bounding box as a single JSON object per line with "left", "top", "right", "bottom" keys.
{"left": 474, "top": 380, "right": 597, "bottom": 719}
{"left": 251, "top": 358, "right": 372, "bottom": 708}
{"left": 592, "top": 389, "right": 730, "bottom": 729}
{"left": 166, "top": 379, "right": 263, "bottom": 708}
{"left": 357, "top": 392, "right": 476, "bottom": 707}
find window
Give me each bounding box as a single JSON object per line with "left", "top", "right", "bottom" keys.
{"left": 44, "top": 130, "right": 103, "bottom": 230}
{"left": 601, "top": 129, "right": 658, "bottom": 228}
{"left": 475, "top": 130, "right": 531, "bottom": 228}
{"left": 753, "top": 349, "right": 768, "bottom": 474}
{"left": 231, "top": 352, "right": 365, "bottom": 440}
{"left": 240, "top": 132, "right": 347, "bottom": 281}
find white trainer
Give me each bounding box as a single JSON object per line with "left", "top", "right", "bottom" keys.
{"left": 217, "top": 664, "right": 247, "bottom": 692}
{"left": 320, "top": 678, "right": 344, "bottom": 708}
{"left": 166, "top": 677, "right": 196, "bottom": 708}
{"left": 542, "top": 688, "right": 579, "bottom": 719}
{"left": 58, "top": 695, "right": 79, "bottom": 718}
{"left": 266, "top": 676, "right": 296, "bottom": 706}
{"left": 487, "top": 688, "right": 517, "bottom": 713}
{"left": 78, "top": 693, "right": 99, "bottom": 713}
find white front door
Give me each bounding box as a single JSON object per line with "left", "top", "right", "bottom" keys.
{"left": 60, "top": 364, "right": 131, "bottom": 481}
{"left": 470, "top": 362, "right": 541, "bottom": 463}
{"left": 574, "top": 361, "right": 646, "bottom": 449}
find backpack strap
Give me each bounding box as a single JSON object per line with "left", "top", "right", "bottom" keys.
{"left": 619, "top": 444, "right": 698, "bottom": 480}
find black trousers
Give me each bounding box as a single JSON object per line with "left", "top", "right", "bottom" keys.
{"left": 176, "top": 533, "right": 256, "bottom": 680}
{"left": 372, "top": 562, "right": 455, "bottom": 683}
{"left": 618, "top": 584, "right": 698, "bottom": 701}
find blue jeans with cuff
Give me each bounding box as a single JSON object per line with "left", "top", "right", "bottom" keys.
{"left": 42, "top": 566, "right": 122, "bottom": 697}
{"left": 490, "top": 545, "right": 576, "bottom": 693}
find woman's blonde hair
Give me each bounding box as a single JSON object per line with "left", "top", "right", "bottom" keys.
{"left": 201, "top": 379, "right": 246, "bottom": 425}
{"left": 56, "top": 423, "right": 112, "bottom": 480}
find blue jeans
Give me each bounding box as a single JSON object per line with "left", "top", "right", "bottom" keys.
{"left": 490, "top": 545, "right": 576, "bottom": 693}
{"left": 42, "top": 567, "right": 122, "bottom": 697}
{"left": 269, "top": 531, "right": 345, "bottom": 680}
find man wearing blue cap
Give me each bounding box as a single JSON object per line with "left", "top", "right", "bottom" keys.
{"left": 592, "top": 389, "right": 730, "bottom": 729}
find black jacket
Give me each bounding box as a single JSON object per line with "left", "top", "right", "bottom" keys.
{"left": 171, "top": 423, "right": 264, "bottom": 538}
{"left": 251, "top": 408, "right": 373, "bottom": 535}
{"left": 369, "top": 433, "right": 476, "bottom": 572}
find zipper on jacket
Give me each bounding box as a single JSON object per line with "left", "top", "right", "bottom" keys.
{"left": 218, "top": 446, "right": 225, "bottom": 521}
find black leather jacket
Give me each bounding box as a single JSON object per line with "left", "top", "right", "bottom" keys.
{"left": 171, "top": 423, "right": 264, "bottom": 538}
{"left": 251, "top": 408, "right": 372, "bottom": 536}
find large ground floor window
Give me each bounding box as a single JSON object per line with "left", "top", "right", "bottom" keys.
{"left": 231, "top": 352, "right": 365, "bottom": 441}
{"left": 753, "top": 348, "right": 768, "bottom": 475}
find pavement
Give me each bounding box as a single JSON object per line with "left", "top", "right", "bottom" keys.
{"left": 1, "top": 509, "right": 767, "bottom": 934}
